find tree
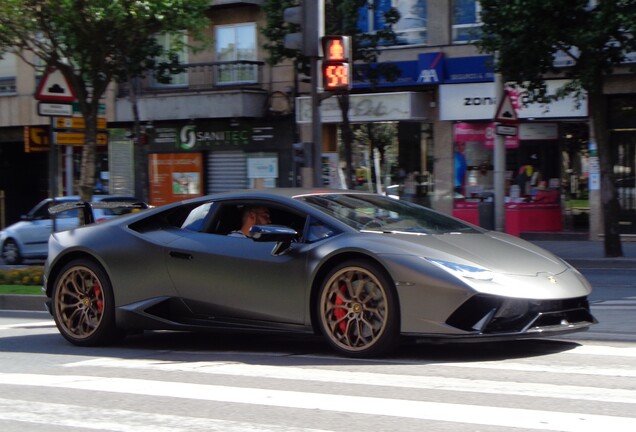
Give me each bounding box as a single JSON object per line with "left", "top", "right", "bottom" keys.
{"left": 262, "top": 0, "right": 399, "bottom": 188}
{"left": 478, "top": 0, "right": 636, "bottom": 257}
{"left": 0, "top": 0, "right": 209, "bottom": 204}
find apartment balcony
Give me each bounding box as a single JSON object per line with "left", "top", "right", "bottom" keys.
{"left": 115, "top": 60, "right": 269, "bottom": 123}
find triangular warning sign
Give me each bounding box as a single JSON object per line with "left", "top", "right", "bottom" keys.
{"left": 35, "top": 67, "right": 76, "bottom": 103}
{"left": 495, "top": 90, "right": 518, "bottom": 123}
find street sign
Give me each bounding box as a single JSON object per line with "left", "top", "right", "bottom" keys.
{"left": 53, "top": 116, "right": 107, "bottom": 130}
{"left": 35, "top": 67, "right": 76, "bottom": 103}
{"left": 495, "top": 90, "right": 518, "bottom": 123}
{"left": 24, "top": 127, "right": 50, "bottom": 152}
{"left": 495, "top": 124, "right": 518, "bottom": 136}
{"left": 38, "top": 102, "right": 73, "bottom": 117}
{"left": 54, "top": 131, "right": 108, "bottom": 146}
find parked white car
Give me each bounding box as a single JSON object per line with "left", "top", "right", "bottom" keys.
{"left": 1, "top": 195, "right": 142, "bottom": 265}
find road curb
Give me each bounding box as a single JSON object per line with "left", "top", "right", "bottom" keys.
{"left": 0, "top": 294, "right": 47, "bottom": 312}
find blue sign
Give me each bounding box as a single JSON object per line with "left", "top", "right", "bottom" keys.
{"left": 353, "top": 52, "right": 443, "bottom": 88}
{"left": 353, "top": 54, "right": 494, "bottom": 88}
{"left": 444, "top": 55, "right": 494, "bottom": 83}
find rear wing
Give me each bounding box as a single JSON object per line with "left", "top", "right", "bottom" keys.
{"left": 49, "top": 200, "right": 150, "bottom": 225}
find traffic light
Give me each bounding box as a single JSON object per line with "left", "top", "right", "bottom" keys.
{"left": 321, "top": 36, "right": 352, "bottom": 92}
{"left": 283, "top": 2, "right": 323, "bottom": 57}
{"left": 292, "top": 142, "right": 313, "bottom": 167}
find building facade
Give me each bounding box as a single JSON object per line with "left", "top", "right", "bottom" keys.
{"left": 1, "top": 0, "right": 636, "bottom": 238}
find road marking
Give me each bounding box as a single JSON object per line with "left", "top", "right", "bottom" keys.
{"left": 64, "top": 358, "right": 636, "bottom": 404}
{"left": 0, "top": 397, "right": 331, "bottom": 432}
{"left": 0, "top": 320, "right": 55, "bottom": 330}
{"left": 1, "top": 372, "right": 634, "bottom": 432}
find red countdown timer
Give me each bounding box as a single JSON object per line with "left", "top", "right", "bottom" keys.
{"left": 323, "top": 63, "right": 350, "bottom": 90}
{"left": 321, "top": 35, "right": 351, "bottom": 92}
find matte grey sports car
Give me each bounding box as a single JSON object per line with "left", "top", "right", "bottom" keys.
{"left": 43, "top": 189, "right": 596, "bottom": 357}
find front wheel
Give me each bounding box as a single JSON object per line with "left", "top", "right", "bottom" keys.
{"left": 2, "top": 239, "right": 22, "bottom": 265}
{"left": 51, "top": 259, "right": 123, "bottom": 346}
{"left": 317, "top": 260, "right": 399, "bottom": 357}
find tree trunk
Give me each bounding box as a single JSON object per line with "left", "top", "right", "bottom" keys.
{"left": 588, "top": 84, "right": 623, "bottom": 257}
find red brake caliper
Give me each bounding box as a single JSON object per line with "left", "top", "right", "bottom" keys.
{"left": 334, "top": 284, "right": 347, "bottom": 333}
{"left": 93, "top": 283, "right": 103, "bottom": 313}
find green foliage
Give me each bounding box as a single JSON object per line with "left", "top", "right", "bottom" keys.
{"left": 0, "top": 0, "right": 211, "bottom": 201}
{"left": 0, "top": 266, "right": 44, "bottom": 286}
{"left": 261, "top": 0, "right": 400, "bottom": 80}
{"left": 478, "top": 0, "right": 636, "bottom": 98}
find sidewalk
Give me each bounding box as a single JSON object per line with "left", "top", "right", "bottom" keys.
{"left": 1, "top": 239, "right": 635, "bottom": 312}
{"left": 531, "top": 239, "right": 636, "bottom": 268}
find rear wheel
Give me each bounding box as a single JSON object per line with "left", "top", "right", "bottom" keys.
{"left": 317, "top": 260, "right": 399, "bottom": 357}
{"left": 51, "top": 259, "right": 123, "bottom": 346}
{"left": 1, "top": 239, "right": 21, "bottom": 265}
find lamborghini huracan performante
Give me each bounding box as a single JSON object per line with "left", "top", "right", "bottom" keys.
{"left": 43, "top": 189, "right": 596, "bottom": 357}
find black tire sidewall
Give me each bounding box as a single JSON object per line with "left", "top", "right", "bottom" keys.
{"left": 2, "top": 239, "right": 21, "bottom": 265}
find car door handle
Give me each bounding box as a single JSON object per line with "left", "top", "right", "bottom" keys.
{"left": 169, "top": 251, "right": 193, "bottom": 260}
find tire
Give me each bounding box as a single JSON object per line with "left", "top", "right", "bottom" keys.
{"left": 51, "top": 258, "right": 124, "bottom": 346}
{"left": 317, "top": 260, "right": 399, "bottom": 357}
{"left": 2, "top": 239, "right": 22, "bottom": 265}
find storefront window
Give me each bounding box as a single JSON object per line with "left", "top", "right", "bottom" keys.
{"left": 452, "top": 0, "right": 482, "bottom": 43}
{"left": 216, "top": 23, "right": 257, "bottom": 84}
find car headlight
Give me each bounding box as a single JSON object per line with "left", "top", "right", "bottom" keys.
{"left": 426, "top": 258, "right": 495, "bottom": 281}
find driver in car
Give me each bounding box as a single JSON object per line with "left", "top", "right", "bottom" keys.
{"left": 228, "top": 206, "right": 271, "bottom": 237}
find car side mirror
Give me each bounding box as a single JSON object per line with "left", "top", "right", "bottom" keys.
{"left": 248, "top": 225, "right": 298, "bottom": 256}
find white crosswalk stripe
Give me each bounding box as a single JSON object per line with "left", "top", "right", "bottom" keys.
{"left": 64, "top": 357, "right": 636, "bottom": 403}
{"left": 1, "top": 372, "right": 635, "bottom": 431}
{"left": 1, "top": 343, "right": 636, "bottom": 431}
{"left": 0, "top": 397, "right": 331, "bottom": 432}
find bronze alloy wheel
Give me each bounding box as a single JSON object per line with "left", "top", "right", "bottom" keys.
{"left": 52, "top": 259, "right": 122, "bottom": 346}
{"left": 318, "top": 261, "right": 399, "bottom": 357}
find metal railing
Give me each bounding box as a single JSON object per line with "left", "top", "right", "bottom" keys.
{"left": 117, "top": 60, "right": 265, "bottom": 97}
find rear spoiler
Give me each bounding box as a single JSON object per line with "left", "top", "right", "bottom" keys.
{"left": 49, "top": 201, "right": 150, "bottom": 225}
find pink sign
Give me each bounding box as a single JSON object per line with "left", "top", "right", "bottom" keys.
{"left": 454, "top": 122, "right": 519, "bottom": 148}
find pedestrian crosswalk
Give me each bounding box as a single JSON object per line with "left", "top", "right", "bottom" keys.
{"left": 1, "top": 342, "right": 636, "bottom": 431}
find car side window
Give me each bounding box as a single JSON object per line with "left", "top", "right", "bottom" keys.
{"left": 209, "top": 201, "right": 307, "bottom": 239}
{"left": 305, "top": 217, "right": 337, "bottom": 243}
{"left": 181, "top": 202, "right": 213, "bottom": 231}
{"left": 32, "top": 204, "right": 51, "bottom": 220}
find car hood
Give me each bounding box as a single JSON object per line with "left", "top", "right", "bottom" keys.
{"left": 369, "top": 231, "right": 568, "bottom": 276}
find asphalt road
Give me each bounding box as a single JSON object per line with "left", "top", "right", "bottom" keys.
{"left": 1, "top": 309, "right": 636, "bottom": 432}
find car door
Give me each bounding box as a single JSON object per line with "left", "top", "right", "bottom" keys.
{"left": 165, "top": 202, "right": 311, "bottom": 325}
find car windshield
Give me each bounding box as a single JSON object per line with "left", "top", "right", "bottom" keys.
{"left": 297, "top": 193, "right": 480, "bottom": 235}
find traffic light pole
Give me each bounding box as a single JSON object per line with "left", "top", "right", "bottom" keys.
{"left": 311, "top": 55, "right": 322, "bottom": 187}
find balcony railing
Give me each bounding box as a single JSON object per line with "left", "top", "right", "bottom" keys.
{"left": 117, "top": 60, "right": 265, "bottom": 98}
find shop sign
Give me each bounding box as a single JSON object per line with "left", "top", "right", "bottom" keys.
{"left": 454, "top": 122, "right": 519, "bottom": 148}
{"left": 296, "top": 92, "right": 430, "bottom": 123}
{"left": 353, "top": 52, "right": 443, "bottom": 89}
{"left": 444, "top": 56, "right": 494, "bottom": 84}
{"left": 440, "top": 80, "right": 587, "bottom": 121}
{"left": 24, "top": 126, "right": 50, "bottom": 152}
{"left": 247, "top": 157, "right": 278, "bottom": 179}
{"left": 148, "top": 153, "right": 203, "bottom": 206}
{"left": 416, "top": 52, "right": 444, "bottom": 84}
